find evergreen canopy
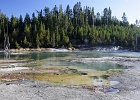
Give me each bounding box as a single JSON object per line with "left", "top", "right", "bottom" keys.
{"left": 0, "top": 2, "right": 140, "bottom": 49}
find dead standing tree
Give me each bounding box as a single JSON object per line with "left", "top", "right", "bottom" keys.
{"left": 4, "top": 20, "right": 10, "bottom": 52}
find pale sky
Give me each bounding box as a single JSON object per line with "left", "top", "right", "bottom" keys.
{"left": 0, "top": 0, "right": 140, "bottom": 24}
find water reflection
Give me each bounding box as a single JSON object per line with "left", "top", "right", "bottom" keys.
{"left": 93, "top": 75, "right": 119, "bottom": 86}
{"left": 0, "top": 51, "right": 126, "bottom": 87}
{"left": 93, "top": 75, "right": 120, "bottom": 93}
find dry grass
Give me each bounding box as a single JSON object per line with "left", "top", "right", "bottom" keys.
{"left": 27, "top": 73, "right": 93, "bottom": 86}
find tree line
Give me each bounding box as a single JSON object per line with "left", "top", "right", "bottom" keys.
{"left": 0, "top": 2, "right": 140, "bottom": 49}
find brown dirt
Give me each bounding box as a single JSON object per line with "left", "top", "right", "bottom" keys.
{"left": 0, "top": 73, "right": 24, "bottom": 82}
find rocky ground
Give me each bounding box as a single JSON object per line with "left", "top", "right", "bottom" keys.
{"left": 0, "top": 57, "right": 140, "bottom": 100}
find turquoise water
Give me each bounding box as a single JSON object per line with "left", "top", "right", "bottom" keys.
{"left": 0, "top": 51, "right": 114, "bottom": 59}
{"left": 0, "top": 51, "right": 137, "bottom": 70}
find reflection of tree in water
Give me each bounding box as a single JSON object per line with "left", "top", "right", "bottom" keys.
{"left": 4, "top": 51, "right": 10, "bottom": 59}
{"left": 37, "top": 53, "right": 40, "bottom": 60}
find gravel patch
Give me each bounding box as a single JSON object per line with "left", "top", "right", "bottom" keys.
{"left": 1, "top": 57, "right": 140, "bottom": 100}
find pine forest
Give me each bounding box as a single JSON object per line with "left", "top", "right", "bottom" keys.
{"left": 0, "top": 2, "right": 140, "bottom": 49}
